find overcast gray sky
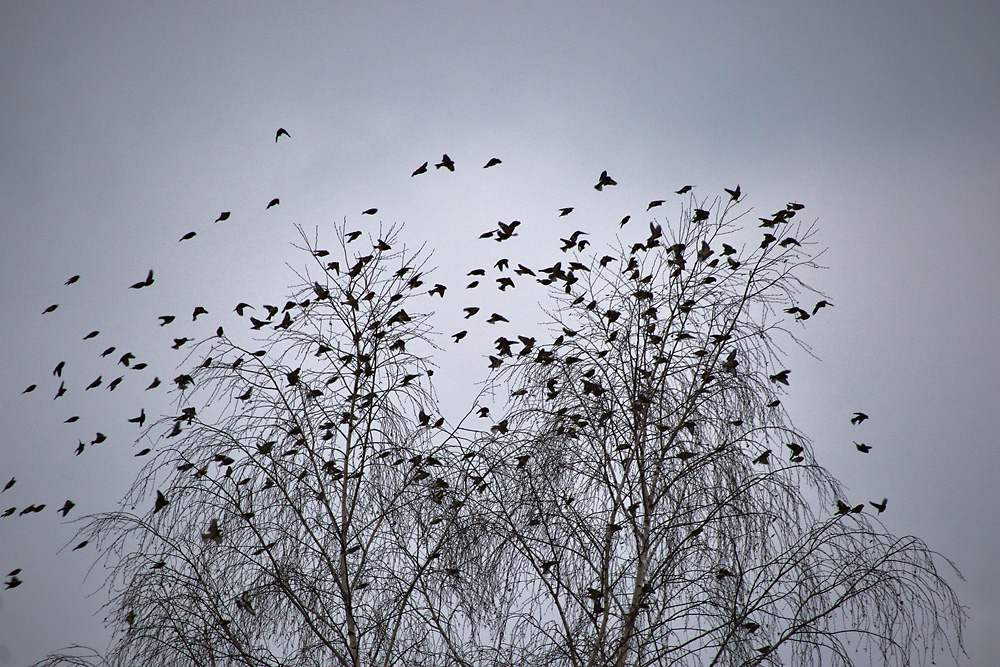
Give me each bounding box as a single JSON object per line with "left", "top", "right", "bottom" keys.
{"left": 1, "top": 2, "right": 998, "bottom": 665}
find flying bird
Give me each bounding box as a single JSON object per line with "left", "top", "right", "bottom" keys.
{"left": 129, "top": 270, "right": 154, "bottom": 289}
{"left": 594, "top": 170, "right": 617, "bottom": 191}
{"left": 172, "top": 338, "right": 191, "bottom": 349}
{"left": 22, "top": 384, "right": 36, "bottom": 394}
{"left": 146, "top": 377, "right": 161, "bottom": 391}
{"left": 202, "top": 519, "right": 223, "bottom": 544}
{"left": 72, "top": 540, "right": 89, "bottom": 551}
{"left": 411, "top": 161, "right": 428, "bottom": 176}
{"left": 59, "top": 500, "right": 75, "bottom": 517}
{"left": 812, "top": 300, "right": 833, "bottom": 315}
{"left": 768, "top": 370, "right": 790, "bottom": 385}
{"left": 85, "top": 376, "right": 102, "bottom": 390}
{"left": 192, "top": 306, "right": 208, "bottom": 321}
{"left": 854, "top": 441, "right": 872, "bottom": 453}
{"left": 435, "top": 154, "right": 455, "bottom": 171}
{"left": 362, "top": 208, "right": 378, "bottom": 215}
{"left": 179, "top": 231, "right": 196, "bottom": 241}
{"left": 128, "top": 409, "right": 146, "bottom": 427}
{"left": 559, "top": 207, "right": 574, "bottom": 216}
{"left": 154, "top": 490, "right": 169, "bottom": 513}
{"left": 275, "top": 127, "right": 290, "bottom": 141}
{"left": 851, "top": 412, "right": 869, "bottom": 425}
{"left": 675, "top": 185, "right": 693, "bottom": 194}
{"left": 724, "top": 185, "right": 741, "bottom": 201}
{"left": 42, "top": 304, "right": 58, "bottom": 314}
{"left": 647, "top": 200, "right": 665, "bottom": 210}
{"left": 452, "top": 330, "right": 468, "bottom": 342}
{"left": 2, "top": 478, "right": 14, "bottom": 492}
{"left": 870, "top": 498, "right": 887, "bottom": 513}
{"left": 65, "top": 274, "right": 80, "bottom": 285}
{"left": 53, "top": 361, "right": 65, "bottom": 376}
{"left": 215, "top": 211, "right": 231, "bottom": 222}
{"left": 158, "top": 315, "right": 175, "bottom": 326}
{"left": 484, "top": 157, "right": 502, "bottom": 168}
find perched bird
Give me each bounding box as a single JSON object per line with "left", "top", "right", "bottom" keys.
{"left": 851, "top": 412, "right": 869, "bottom": 425}
{"left": 675, "top": 185, "right": 693, "bottom": 194}
{"left": 484, "top": 157, "right": 502, "bottom": 168}
{"left": 275, "top": 127, "right": 290, "bottom": 141}
{"left": 647, "top": 200, "right": 665, "bottom": 210}
{"left": 435, "top": 154, "right": 455, "bottom": 171}
{"left": 215, "top": 211, "right": 231, "bottom": 223}
{"left": 362, "top": 208, "right": 378, "bottom": 215}
{"left": 179, "top": 231, "right": 196, "bottom": 241}
{"left": 594, "top": 170, "right": 617, "bottom": 191}
{"left": 854, "top": 441, "right": 872, "bottom": 453}
{"left": 42, "top": 304, "right": 59, "bottom": 314}
{"left": 129, "top": 270, "right": 154, "bottom": 289}
{"left": 266, "top": 198, "right": 280, "bottom": 209}
{"left": 870, "top": 498, "right": 888, "bottom": 513}
{"left": 59, "top": 500, "right": 75, "bottom": 517}
{"left": 65, "top": 275, "right": 81, "bottom": 285}
{"left": 411, "top": 161, "right": 429, "bottom": 176}
{"left": 559, "top": 207, "right": 574, "bottom": 216}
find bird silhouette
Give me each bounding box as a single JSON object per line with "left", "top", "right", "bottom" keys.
{"left": 851, "top": 412, "right": 869, "bottom": 425}
{"left": 72, "top": 540, "right": 89, "bottom": 551}
{"left": 22, "top": 384, "right": 36, "bottom": 394}
{"left": 411, "top": 161, "right": 428, "bottom": 176}
{"left": 65, "top": 275, "right": 80, "bottom": 285}
{"left": 85, "top": 376, "right": 102, "bottom": 390}
{"left": 172, "top": 338, "right": 191, "bottom": 349}
{"left": 54, "top": 381, "right": 66, "bottom": 399}
{"left": 2, "top": 478, "right": 14, "bottom": 493}
{"left": 179, "top": 231, "right": 196, "bottom": 241}
{"left": 53, "top": 361, "right": 65, "bottom": 377}
{"left": 768, "top": 370, "right": 790, "bottom": 385}
{"left": 275, "top": 128, "right": 290, "bottom": 141}
{"left": 484, "top": 157, "right": 502, "bottom": 168}
{"left": 487, "top": 313, "right": 509, "bottom": 324}
{"left": 675, "top": 185, "right": 693, "bottom": 194}
{"left": 202, "top": 519, "right": 223, "bottom": 544}
{"left": 594, "top": 170, "right": 617, "bottom": 191}
{"left": 559, "top": 207, "right": 574, "bottom": 216}
{"left": 129, "top": 270, "right": 154, "bottom": 289}
{"left": 267, "top": 198, "right": 280, "bottom": 209}
{"left": 452, "top": 331, "right": 468, "bottom": 342}
{"left": 146, "top": 377, "right": 161, "bottom": 391}
{"left": 812, "top": 300, "right": 833, "bottom": 315}
{"left": 192, "top": 306, "right": 208, "bottom": 321}
{"left": 647, "top": 200, "right": 665, "bottom": 210}
{"left": 436, "top": 154, "right": 455, "bottom": 171}
{"left": 154, "top": 490, "right": 169, "bottom": 513}
{"left": 42, "top": 304, "right": 58, "bottom": 314}
{"left": 362, "top": 208, "right": 378, "bottom": 215}
{"left": 870, "top": 498, "right": 887, "bottom": 513}
{"left": 215, "top": 211, "right": 231, "bottom": 222}
{"left": 854, "top": 441, "right": 872, "bottom": 453}
{"left": 128, "top": 409, "right": 146, "bottom": 427}
{"left": 724, "top": 185, "right": 741, "bottom": 201}
{"left": 59, "top": 500, "right": 75, "bottom": 517}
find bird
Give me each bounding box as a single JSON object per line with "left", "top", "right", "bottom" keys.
{"left": 129, "top": 270, "right": 154, "bottom": 289}
{"left": 647, "top": 200, "right": 665, "bottom": 210}
{"left": 202, "top": 519, "right": 223, "bottom": 544}
{"left": 452, "top": 331, "right": 468, "bottom": 342}
{"left": 5, "top": 574, "right": 21, "bottom": 589}
{"left": 119, "top": 352, "right": 135, "bottom": 366}
{"left": 266, "top": 198, "right": 280, "bottom": 209}
{"left": 851, "top": 412, "right": 869, "bottom": 425}
{"left": 559, "top": 207, "right": 574, "bottom": 216}
{"left": 128, "top": 409, "right": 146, "bottom": 427}
{"left": 179, "top": 231, "right": 196, "bottom": 241}
{"left": 85, "top": 376, "right": 102, "bottom": 390}
{"left": 594, "top": 170, "right": 617, "bottom": 191}
{"left": 53, "top": 361, "right": 65, "bottom": 377}
{"left": 54, "top": 381, "right": 66, "bottom": 400}
{"left": 345, "top": 230, "right": 362, "bottom": 242}
{"left": 411, "top": 161, "right": 428, "bottom": 176}
{"left": 192, "top": 306, "right": 208, "bottom": 321}
{"left": 234, "top": 303, "right": 253, "bottom": 316}
{"left": 428, "top": 283, "right": 446, "bottom": 297}
{"left": 158, "top": 315, "right": 175, "bottom": 326}
{"left": 107, "top": 377, "right": 123, "bottom": 391}
{"left": 854, "top": 441, "right": 872, "bottom": 453}
{"left": 172, "top": 338, "right": 191, "bottom": 349}
{"left": 215, "top": 211, "right": 231, "bottom": 223}
{"left": 22, "top": 384, "right": 36, "bottom": 394}
{"left": 463, "top": 307, "right": 480, "bottom": 318}
{"left": 2, "top": 478, "right": 14, "bottom": 492}
{"left": 619, "top": 215, "right": 631, "bottom": 228}
{"left": 435, "top": 154, "right": 455, "bottom": 171}
{"left": 691, "top": 208, "right": 709, "bottom": 223}
{"left": 72, "top": 540, "right": 89, "bottom": 551}
{"left": 146, "top": 377, "right": 161, "bottom": 391}
{"left": 362, "top": 208, "right": 378, "bottom": 215}
{"left": 487, "top": 313, "right": 509, "bottom": 324}
{"left": 812, "top": 300, "right": 833, "bottom": 315}
{"left": 42, "top": 304, "right": 59, "bottom": 314}
{"left": 870, "top": 498, "right": 888, "bottom": 513}
{"left": 768, "top": 370, "right": 790, "bottom": 385}
{"left": 675, "top": 185, "right": 693, "bottom": 194}
{"left": 484, "top": 157, "right": 502, "bottom": 168}
{"left": 275, "top": 127, "right": 290, "bottom": 141}
{"left": 724, "top": 185, "right": 741, "bottom": 201}
{"left": 154, "top": 490, "right": 169, "bottom": 513}
{"left": 65, "top": 275, "right": 80, "bottom": 285}
{"left": 59, "top": 500, "right": 75, "bottom": 517}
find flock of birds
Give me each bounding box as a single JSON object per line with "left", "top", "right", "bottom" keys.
{"left": 4, "top": 127, "right": 885, "bottom": 607}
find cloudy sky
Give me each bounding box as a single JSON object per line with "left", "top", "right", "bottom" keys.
{"left": 1, "top": 2, "right": 997, "bottom": 665}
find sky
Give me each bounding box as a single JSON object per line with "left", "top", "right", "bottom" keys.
{"left": 1, "top": 2, "right": 998, "bottom": 665}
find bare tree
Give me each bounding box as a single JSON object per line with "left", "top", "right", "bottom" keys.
{"left": 32, "top": 193, "right": 964, "bottom": 667}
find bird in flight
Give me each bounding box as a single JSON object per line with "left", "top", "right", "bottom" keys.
{"left": 275, "top": 127, "right": 290, "bottom": 142}
{"left": 42, "top": 304, "right": 58, "bottom": 314}
{"left": 869, "top": 498, "right": 887, "bottom": 513}
{"left": 594, "top": 170, "right": 617, "bottom": 191}
{"left": 484, "top": 157, "right": 502, "bottom": 168}
{"left": 129, "top": 270, "right": 154, "bottom": 289}
{"left": 436, "top": 154, "right": 455, "bottom": 171}
{"left": 363, "top": 208, "right": 378, "bottom": 215}
{"left": 267, "top": 198, "right": 280, "bottom": 209}
{"left": 179, "top": 231, "right": 196, "bottom": 242}
{"left": 724, "top": 185, "right": 741, "bottom": 201}
{"left": 65, "top": 275, "right": 80, "bottom": 285}
{"left": 854, "top": 441, "right": 872, "bottom": 453}
{"left": 559, "top": 207, "right": 574, "bottom": 216}
{"left": 215, "top": 211, "right": 231, "bottom": 222}
{"left": 411, "top": 161, "right": 428, "bottom": 176}
{"left": 675, "top": 185, "right": 693, "bottom": 194}
{"left": 647, "top": 200, "right": 665, "bottom": 210}
{"left": 851, "top": 412, "right": 869, "bottom": 425}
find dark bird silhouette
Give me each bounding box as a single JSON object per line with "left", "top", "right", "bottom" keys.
{"left": 234, "top": 303, "right": 253, "bottom": 316}
{"left": 107, "top": 376, "right": 123, "bottom": 391}
{"left": 784, "top": 307, "right": 810, "bottom": 321}
{"left": 851, "top": 412, "right": 869, "bottom": 425}
{"left": 428, "top": 283, "right": 446, "bottom": 297}
{"left": 172, "top": 338, "right": 191, "bottom": 349}
{"left": 724, "top": 185, "right": 741, "bottom": 201}
{"left": 65, "top": 275, "right": 80, "bottom": 285}
{"left": 452, "top": 331, "right": 468, "bottom": 342}
{"left": 129, "top": 270, "right": 154, "bottom": 289}
{"left": 647, "top": 200, "right": 665, "bottom": 210}
{"left": 65, "top": 416, "right": 80, "bottom": 423}
{"left": 345, "top": 230, "right": 362, "bottom": 242}
{"left": 619, "top": 215, "right": 631, "bottom": 227}
{"left": 100, "top": 346, "right": 116, "bottom": 357}
{"left": 54, "top": 381, "right": 66, "bottom": 400}
{"left": 157, "top": 314, "right": 175, "bottom": 326}
{"left": 1, "top": 508, "right": 15, "bottom": 517}
{"left": 812, "top": 300, "right": 833, "bottom": 315}
{"left": 202, "top": 519, "right": 223, "bottom": 544}
{"left": 594, "top": 170, "right": 617, "bottom": 191}
{"left": 267, "top": 198, "right": 280, "bottom": 209}
{"left": 854, "top": 441, "right": 872, "bottom": 453}
{"left": 487, "top": 313, "right": 508, "bottom": 324}
{"left": 192, "top": 306, "right": 208, "bottom": 321}
{"left": 215, "top": 211, "right": 231, "bottom": 222}
{"left": 5, "top": 575, "right": 21, "bottom": 589}
{"left": 53, "top": 361, "right": 65, "bottom": 377}
{"left": 119, "top": 352, "right": 135, "bottom": 366}
{"left": 411, "top": 161, "right": 428, "bottom": 176}
{"left": 154, "top": 490, "right": 169, "bottom": 513}
{"left": 85, "top": 376, "right": 102, "bottom": 390}
{"left": 362, "top": 208, "right": 378, "bottom": 215}
{"left": 691, "top": 208, "right": 709, "bottom": 223}
{"left": 72, "top": 540, "right": 89, "bottom": 551}
{"left": 768, "top": 370, "right": 790, "bottom": 385}
{"left": 559, "top": 207, "right": 574, "bottom": 216}
{"left": 675, "top": 185, "right": 693, "bottom": 194}
{"left": 495, "top": 258, "right": 510, "bottom": 271}
{"left": 870, "top": 498, "right": 887, "bottom": 513}
{"left": 2, "top": 478, "right": 14, "bottom": 492}
{"left": 128, "top": 409, "right": 146, "bottom": 427}
{"left": 146, "top": 377, "right": 161, "bottom": 391}
{"left": 435, "top": 154, "right": 455, "bottom": 171}
{"left": 275, "top": 128, "right": 290, "bottom": 141}
{"left": 22, "top": 384, "right": 36, "bottom": 394}
{"left": 484, "top": 157, "right": 502, "bottom": 168}
{"left": 59, "top": 500, "right": 75, "bottom": 517}
{"left": 42, "top": 304, "right": 58, "bottom": 314}
{"left": 752, "top": 450, "right": 772, "bottom": 465}
{"left": 179, "top": 231, "right": 196, "bottom": 241}
{"left": 496, "top": 277, "right": 515, "bottom": 291}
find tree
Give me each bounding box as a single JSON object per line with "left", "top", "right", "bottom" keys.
{"left": 24, "top": 174, "right": 963, "bottom": 667}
